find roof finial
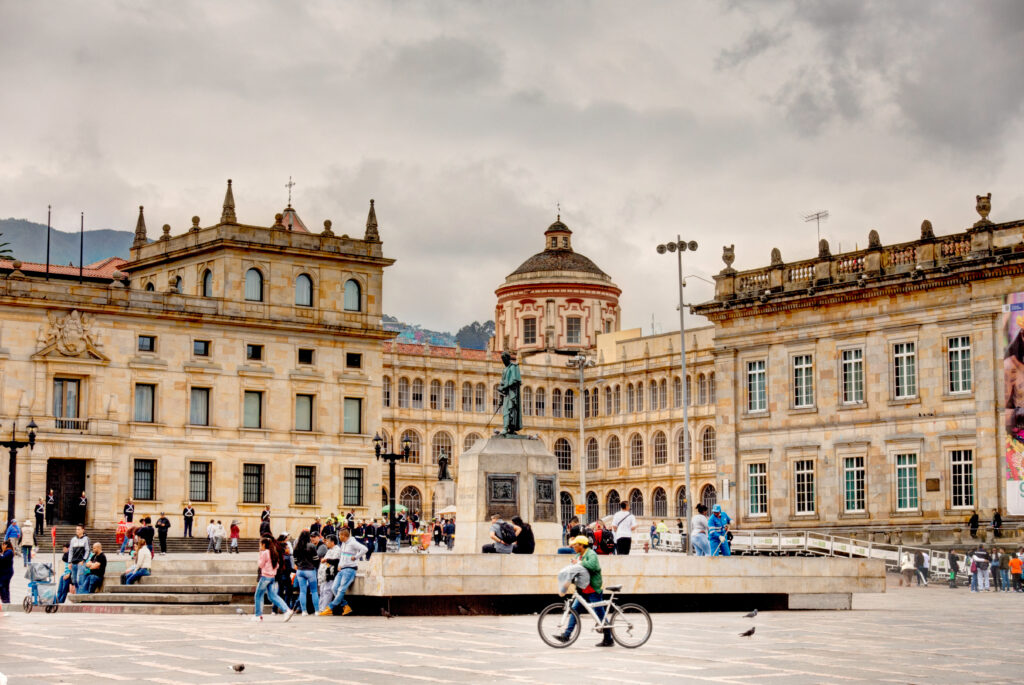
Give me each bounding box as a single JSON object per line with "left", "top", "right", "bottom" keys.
{"left": 364, "top": 199, "right": 380, "bottom": 242}
{"left": 220, "top": 179, "right": 237, "bottom": 224}
{"left": 557, "top": 202, "right": 560, "bottom": 222}
{"left": 132, "top": 205, "right": 147, "bottom": 247}
{"left": 285, "top": 176, "right": 296, "bottom": 208}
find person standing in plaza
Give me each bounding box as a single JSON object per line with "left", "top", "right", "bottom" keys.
{"left": 691, "top": 503, "right": 711, "bottom": 556}
{"left": 182, "top": 502, "right": 195, "bottom": 538}
{"left": 1009, "top": 553, "right": 1023, "bottom": 592}
{"left": 0, "top": 540, "right": 14, "bottom": 612}
{"left": 708, "top": 505, "right": 732, "bottom": 556}
{"left": 205, "top": 519, "right": 217, "bottom": 553}
{"left": 292, "top": 530, "right": 319, "bottom": 615}
{"left": 968, "top": 511, "right": 979, "bottom": 539}
{"left": 913, "top": 550, "right": 927, "bottom": 586}
{"left": 610, "top": 501, "right": 636, "bottom": 555}
{"left": 375, "top": 519, "right": 389, "bottom": 553}
{"left": 998, "top": 548, "right": 1011, "bottom": 591}
{"left": 261, "top": 505, "right": 271, "bottom": 529}
{"left": 34, "top": 498, "right": 45, "bottom": 534}
{"left": 77, "top": 491, "right": 88, "bottom": 526}
{"left": 992, "top": 509, "right": 1002, "bottom": 538}
{"left": 444, "top": 518, "right": 455, "bottom": 550}
{"left": 948, "top": 552, "right": 960, "bottom": 588}
{"left": 971, "top": 545, "right": 991, "bottom": 592}
{"left": 213, "top": 520, "right": 226, "bottom": 553}
{"left": 45, "top": 490, "right": 56, "bottom": 527}
{"left": 137, "top": 517, "right": 155, "bottom": 554}
{"left": 229, "top": 520, "right": 240, "bottom": 553}
{"left": 123, "top": 498, "right": 135, "bottom": 524}
{"left": 19, "top": 519, "right": 34, "bottom": 566}
{"left": 319, "top": 527, "right": 366, "bottom": 616}
{"left": 68, "top": 525, "right": 90, "bottom": 588}
{"left": 310, "top": 517, "right": 322, "bottom": 536}
{"left": 155, "top": 513, "right": 171, "bottom": 554}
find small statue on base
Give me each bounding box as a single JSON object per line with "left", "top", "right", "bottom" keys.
{"left": 437, "top": 450, "right": 452, "bottom": 481}
{"left": 499, "top": 351, "right": 522, "bottom": 435}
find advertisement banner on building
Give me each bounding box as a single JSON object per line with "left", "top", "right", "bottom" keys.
{"left": 1002, "top": 294, "right": 1024, "bottom": 514}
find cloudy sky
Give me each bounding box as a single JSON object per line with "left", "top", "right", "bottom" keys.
{"left": 2, "top": 1, "right": 1023, "bottom": 332}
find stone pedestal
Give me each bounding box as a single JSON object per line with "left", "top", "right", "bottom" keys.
{"left": 453, "top": 435, "right": 561, "bottom": 554}
{"left": 433, "top": 479, "right": 455, "bottom": 513}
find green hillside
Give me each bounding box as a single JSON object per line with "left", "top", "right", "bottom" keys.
{"left": 0, "top": 217, "right": 133, "bottom": 265}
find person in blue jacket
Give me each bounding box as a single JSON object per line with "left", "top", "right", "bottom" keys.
{"left": 708, "top": 504, "right": 732, "bottom": 556}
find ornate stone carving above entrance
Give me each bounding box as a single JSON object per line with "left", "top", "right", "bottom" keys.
{"left": 35, "top": 310, "right": 108, "bottom": 361}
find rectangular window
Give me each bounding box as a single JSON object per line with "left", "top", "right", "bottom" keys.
{"left": 53, "top": 378, "right": 81, "bottom": 423}
{"left": 748, "top": 463, "right": 768, "bottom": 516}
{"left": 344, "top": 397, "right": 362, "bottom": 434}
{"left": 895, "top": 453, "right": 919, "bottom": 511}
{"left": 242, "top": 463, "right": 264, "bottom": 504}
{"left": 243, "top": 391, "right": 263, "bottom": 429}
{"left": 189, "top": 461, "right": 211, "bottom": 502}
{"left": 133, "top": 459, "right": 156, "bottom": 500}
{"left": 566, "top": 316, "right": 581, "bottom": 345}
{"left": 843, "top": 456, "right": 866, "bottom": 513}
{"left": 297, "top": 348, "right": 314, "bottom": 365}
{"left": 792, "top": 354, "right": 814, "bottom": 408}
{"left": 950, "top": 449, "right": 974, "bottom": 509}
{"left": 746, "top": 360, "right": 767, "bottom": 412}
{"left": 295, "top": 465, "right": 315, "bottom": 505}
{"left": 246, "top": 344, "right": 263, "bottom": 362}
{"left": 523, "top": 317, "right": 537, "bottom": 345}
{"left": 475, "top": 384, "right": 485, "bottom": 412}
{"left": 343, "top": 468, "right": 363, "bottom": 507}
{"left": 189, "top": 387, "right": 210, "bottom": 426}
{"left": 295, "top": 394, "right": 313, "bottom": 431}
{"left": 134, "top": 383, "right": 155, "bottom": 423}
{"left": 346, "top": 352, "right": 362, "bottom": 369}
{"left": 948, "top": 336, "right": 972, "bottom": 394}
{"left": 137, "top": 335, "right": 156, "bottom": 352}
{"left": 443, "top": 383, "right": 454, "bottom": 410}
{"left": 794, "top": 460, "right": 815, "bottom": 514}
{"left": 893, "top": 342, "right": 917, "bottom": 399}
{"left": 841, "top": 348, "right": 864, "bottom": 404}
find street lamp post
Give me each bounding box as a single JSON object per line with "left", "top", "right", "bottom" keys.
{"left": 657, "top": 237, "right": 697, "bottom": 555}
{"left": 373, "top": 432, "right": 411, "bottom": 551}
{"left": 567, "top": 353, "right": 595, "bottom": 523}
{"left": 3, "top": 419, "right": 38, "bottom": 525}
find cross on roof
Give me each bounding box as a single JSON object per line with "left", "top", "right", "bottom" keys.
{"left": 286, "top": 176, "right": 296, "bottom": 207}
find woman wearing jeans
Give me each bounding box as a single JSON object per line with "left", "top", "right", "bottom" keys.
{"left": 253, "top": 537, "right": 294, "bottom": 622}
{"left": 690, "top": 503, "right": 712, "bottom": 556}
{"left": 292, "top": 530, "right": 319, "bottom": 615}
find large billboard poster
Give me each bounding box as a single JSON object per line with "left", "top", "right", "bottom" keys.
{"left": 1002, "top": 294, "right": 1024, "bottom": 514}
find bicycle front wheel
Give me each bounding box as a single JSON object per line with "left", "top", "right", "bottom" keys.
{"left": 537, "top": 602, "right": 580, "bottom": 648}
{"left": 609, "top": 602, "right": 652, "bottom": 648}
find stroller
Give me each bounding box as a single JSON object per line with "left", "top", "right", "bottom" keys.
{"left": 23, "top": 561, "right": 60, "bottom": 614}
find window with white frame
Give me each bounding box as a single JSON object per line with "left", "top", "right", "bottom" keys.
{"left": 134, "top": 383, "right": 155, "bottom": 423}
{"left": 411, "top": 379, "right": 424, "bottom": 409}
{"left": 382, "top": 376, "right": 391, "bottom": 408}
{"left": 566, "top": 316, "right": 581, "bottom": 344}
{"left": 794, "top": 459, "right": 815, "bottom": 514}
{"left": 792, "top": 354, "right": 814, "bottom": 408}
{"left": 429, "top": 380, "right": 440, "bottom": 410}
{"left": 950, "top": 449, "right": 974, "bottom": 509}
{"left": 398, "top": 378, "right": 410, "bottom": 408}
{"left": 190, "top": 387, "right": 210, "bottom": 426}
{"left": 607, "top": 436, "right": 622, "bottom": 468}
{"left": 523, "top": 386, "right": 533, "bottom": 416}
{"left": 443, "top": 381, "right": 455, "bottom": 410}
{"left": 586, "top": 438, "right": 599, "bottom": 470}
{"left": 841, "top": 348, "right": 864, "bottom": 404}
{"left": 893, "top": 342, "right": 917, "bottom": 399}
{"left": 653, "top": 431, "right": 667, "bottom": 465}
{"left": 555, "top": 438, "right": 572, "bottom": 471}
{"left": 629, "top": 433, "right": 644, "bottom": 467}
{"left": 895, "top": 453, "right": 919, "bottom": 511}
{"left": 748, "top": 463, "right": 768, "bottom": 515}
{"left": 523, "top": 317, "right": 537, "bottom": 345}
{"left": 843, "top": 456, "right": 866, "bottom": 512}
{"left": 948, "top": 336, "right": 972, "bottom": 394}
{"left": 746, "top": 360, "right": 767, "bottom": 412}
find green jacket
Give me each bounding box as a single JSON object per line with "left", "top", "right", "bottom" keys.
{"left": 578, "top": 548, "right": 603, "bottom": 593}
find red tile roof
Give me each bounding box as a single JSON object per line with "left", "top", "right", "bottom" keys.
{"left": 384, "top": 341, "right": 501, "bottom": 361}
{"left": 0, "top": 257, "right": 127, "bottom": 279}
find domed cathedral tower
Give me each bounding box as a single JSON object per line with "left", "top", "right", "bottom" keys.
{"left": 494, "top": 216, "right": 621, "bottom": 354}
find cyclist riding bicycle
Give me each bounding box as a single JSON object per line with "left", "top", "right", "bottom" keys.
{"left": 553, "top": 535, "right": 614, "bottom": 647}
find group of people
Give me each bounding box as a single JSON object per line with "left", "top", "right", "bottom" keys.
{"left": 481, "top": 515, "right": 535, "bottom": 554}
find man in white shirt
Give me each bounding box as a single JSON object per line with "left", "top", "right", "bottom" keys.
{"left": 610, "top": 502, "right": 636, "bottom": 555}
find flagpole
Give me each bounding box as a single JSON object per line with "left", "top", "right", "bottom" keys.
{"left": 45, "top": 205, "right": 51, "bottom": 281}
{"left": 79, "top": 212, "right": 84, "bottom": 283}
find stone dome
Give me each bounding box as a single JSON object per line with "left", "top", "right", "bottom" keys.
{"left": 508, "top": 218, "right": 609, "bottom": 278}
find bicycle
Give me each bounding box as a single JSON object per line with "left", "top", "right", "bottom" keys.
{"left": 537, "top": 584, "right": 652, "bottom": 648}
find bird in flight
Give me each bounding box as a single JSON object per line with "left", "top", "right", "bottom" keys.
{"left": 739, "top": 627, "right": 756, "bottom": 637}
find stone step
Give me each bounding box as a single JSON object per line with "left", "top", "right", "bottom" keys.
{"left": 69, "top": 592, "right": 232, "bottom": 604}
{"left": 106, "top": 584, "right": 255, "bottom": 594}
{"left": 152, "top": 559, "right": 255, "bottom": 573}
{"left": 138, "top": 574, "right": 256, "bottom": 585}
{"left": 18, "top": 603, "right": 254, "bottom": 615}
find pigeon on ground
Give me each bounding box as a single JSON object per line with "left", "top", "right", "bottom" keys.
{"left": 743, "top": 609, "right": 757, "bottom": 618}
{"left": 457, "top": 604, "right": 471, "bottom": 616}
{"left": 380, "top": 608, "right": 393, "bottom": 619}
{"left": 230, "top": 664, "right": 245, "bottom": 672}
{"left": 739, "top": 627, "right": 756, "bottom": 637}
{"left": 235, "top": 608, "right": 245, "bottom": 616}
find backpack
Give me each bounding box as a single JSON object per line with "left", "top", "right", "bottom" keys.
{"left": 598, "top": 530, "right": 616, "bottom": 555}
{"left": 498, "top": 521, "right": 517, "bottom": 545}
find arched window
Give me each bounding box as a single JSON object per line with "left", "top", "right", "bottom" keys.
{"left": 608, "top": 436, "right": 622, "bottom": 469}
{"left": 659, "top": 379, "right": 667, "bottom": 409}
{"left": 636, "top": 382, "right": 644, "bottom": 412}
{"left": 555, "top": 438, "right": 572, "bottom": 471}
{"left": 653, "top": 487, "right": 668, "bottom": 518}
{"left": 560, "top": 492, "right": 575, "bottom": 525}
{"left": 591, "top": 388, "right": 599, "bottom": 417}
{"left": 145, "top": 281, "right": 155, "bottom": 292}
{"left": 586, "top": 438, "right": 599, "bottom": 471}
{"left": 606, "top": 490, "right": 620, "bottom": 516}
{"left": 399, "top": 486, "right": 422, "bottom": 513}
{"left": 462, "top": 382, "right": 473, "bottom": 412}
{"left": 463, "top": 432, "right": 481, "bottom": 451}
{"left": 552, "top": 389, "right": 562, "bottom": 418}
{"left": 709, "top": 372, "right": 716, "bottom": 404}
{"left": 443, "top": 381, "right": 455, "bottom": 410}
{"left": 564, "top": 389, "right": 574, "bottom": 419}
{"left": 173, "top": 275, "right": 183, "bottom": 294}
{"left": 523, "top": 386, "right": 533, "bottom": 416}
{"left": 245, "top": 268, "right": 263, "bottom": 302}
{"left": 493, "top": 384, "right": 501, "bottom": 411}
{"left": 586, "top": 491, "right": 599, "bottom": 523}
{"left": 653, "top": 431, "right": 668, "bottom": 465}
{"left": 398, "top": 377, "right": 410, "bottom": 408}
{"left": 475, "top": 383, "right": 486, "bottom": 412}
{"left": 626, "top": 384, "right": 634, "bottom": 413}
{"left": 614, "top": 385, "right": 621, "bottom": 414}
{"left": 429, "top": 379, "right": 441, "bottom": 410}
{"left": 383, "top": 376, "right": 392, "bottom": 408}
{"left": 702, "top": 427, "right": 717, "bottom": 462}
{"left": 677, "top": 429, "right": 691, "bottom": 463}
{"left": 676, "top": 487, "right": 688, "bottom": 517}
{"left": 701, "top": 484, "right": 718, "bottom": 511}
{"left": 201, "top": 269, "right": 213, "bottom": 297}
{"left": 583, "top": 389, "right": 590, "bottom": 418}
{"left": 431, "top": 431, "right": 453, "bottom": 465}
{"left": 411, "top": 378, "right": 424, "bottom": 409}
{"left": 294, "top": 273, "right": 313, "bottom": 307}
{"left": 629, "top": 488, "right": 644, "bottom": 516}
{"left": 698, "top": 374, "right": 707, "bottom": 405}
{"left": 535, "top": 388, "right": 546, "bottom": 416}
{"left": 673, "top": 377, "right": 682, "bottom": 408}
{"left": 400, "top": 430, "right": 421, "bottom": 463}
{"left": 382, "top": 487, "right": 389, "bottom": 507}
{"left": 605, "top": 387, "right": 613, "bottom": 415}
{"left": 629, "top": 433, "right": 644, "bottom": 468}
{"left": 380, "top": 430, "right": 391, "bottom": 452}
{"left": 344, "top": 279, "right": 361, "bottom": 312}
{"left": 649, "top": 382, "right": 658, "bottom": 410}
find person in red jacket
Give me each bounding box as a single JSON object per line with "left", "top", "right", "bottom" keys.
{"left": 229, "top": 520, "right": 240, "bottom": 554}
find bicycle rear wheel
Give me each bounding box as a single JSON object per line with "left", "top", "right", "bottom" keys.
{"left": 609, "top": 602, "right": 652, "bottom": 648}
{"left": 537, "top": 602, "right": 580, "bottom": 648}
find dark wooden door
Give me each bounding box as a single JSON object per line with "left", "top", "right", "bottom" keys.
{"left": 46, "top": 459, "right": 86, "bottom": 524}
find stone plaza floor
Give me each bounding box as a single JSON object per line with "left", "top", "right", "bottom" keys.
{"left": 0, "top": 577, "right": 1021, "bottom": 684}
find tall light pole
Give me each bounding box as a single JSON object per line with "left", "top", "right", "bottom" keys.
{"left": 373, "top": 431, "right": 411, "bottom": 551}
{"left": 657, "top": 237, "right": 697, "bottom": 555}
{"left": 567, "top": 353, "right": 595, "bottom": 523}
{"left": 3, "top": 419, "right": 37, "bottom": 525}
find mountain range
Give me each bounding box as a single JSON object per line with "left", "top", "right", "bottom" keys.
{"left": 0, "top": 217, "right": 132, "bottom": 265}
